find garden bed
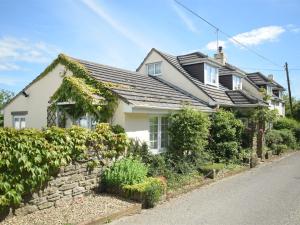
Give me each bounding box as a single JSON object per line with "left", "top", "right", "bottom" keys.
{"left": 0, "top": 194, "right": 137, "bottom": 225}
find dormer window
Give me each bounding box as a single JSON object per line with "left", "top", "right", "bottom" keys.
{"left": 147, "top": 62, "right": 161, "bottom": 76}
{"left": 204, "top": 63, "right": 219, "bottom": 86}
{"left": 232, "top": 76, "right": 242, "bottom": 90}
{"left": 267, "top": 85, "right": 273, "bottom": 96}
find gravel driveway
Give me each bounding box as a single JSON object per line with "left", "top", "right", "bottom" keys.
{"left": 111, "top": 152, "right": 300, "bottom": 225}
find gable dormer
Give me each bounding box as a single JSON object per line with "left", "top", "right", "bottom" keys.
{"left": 219, "top": 74, "right": 243, "bottom": 90}
{"left": 183, "top": 62, "right": 220, "bottom": 87}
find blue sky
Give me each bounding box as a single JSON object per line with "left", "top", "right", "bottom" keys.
{"left": 0, "top": 0, "right": 300, "bottom": 98}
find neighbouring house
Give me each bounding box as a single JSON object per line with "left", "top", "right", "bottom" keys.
{"left": 247, "top": 72, "right": 285, "bottom": 116}
{"left": 3, "top": 47, "right": 285, "bottom": 153}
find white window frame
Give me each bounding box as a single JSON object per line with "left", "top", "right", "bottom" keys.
{"left": 232, "top": 75, "right": 242, "bottom": 90}
{"left": 147, "top": 62, "right": 162, "bottom": 76}
{"left": 267, "top": 85, "right": 273, "bottom": 96}
{"left": 204, "top": 63, "right": 219, "bottom": 86}
{"left": 13, "top": 115, "right": 26, "bottom": 129}
{"left": 74, "top": 114, "right": 96, "bottom": 129}
{"left": 149, "top": 115, "right": 168, "bottom": 153}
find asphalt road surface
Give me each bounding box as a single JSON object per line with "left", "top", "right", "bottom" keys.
{"left": 111, "top": 152, "right": 300, "bottom": 225}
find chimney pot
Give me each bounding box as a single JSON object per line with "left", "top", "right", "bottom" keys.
{"left": 214, "top": 45, "right": 226, "bottom": 65}
{"left": 268, "top": 74, "right": 274, "bottom": 81}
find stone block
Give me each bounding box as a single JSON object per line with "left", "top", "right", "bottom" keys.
{"left": 47, "top": 193, "right": 61, "bottom": 202}
{"left": 15, "top": 205, "right": 38, "bottom": 216}
{"left": 59, "top": 182, "right": 78, "bottom": 191}
{"left": 64, "top": 189, "right": 73, "bottom": 196}
{"left": 38, "top": 201, "right": 54, "bottom": 210}
{"left": 72, "top": 186, "right": 86, "bottom": 196}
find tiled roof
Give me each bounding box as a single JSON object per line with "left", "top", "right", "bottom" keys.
{"left": 226, "top": 90, "right": 260, "bottom": 105}
{"left": 156, "top": 50, "right": 234, "bottom": 106}
{"left": 71, "top": 57, "right": 213, "bottom": 111}
{"left": 247, "top": 72, "right": 285, "bottom": 90}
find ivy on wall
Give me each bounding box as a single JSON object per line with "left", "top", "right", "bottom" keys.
{"left": 36, "top": 54, "right": 120, "bottom": 122}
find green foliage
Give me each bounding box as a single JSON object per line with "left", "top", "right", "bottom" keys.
{"left": 0, "top": 89, "right": 14, "bottom": 127}
{"left": 209, "top": 109, "right": 244, "bottom": 162}
{"left": 47, "top": 54, "right": 119, "bottom": 122}
{"left": 251, "top": 107, "right": 278, "bottom": 125}
{"left": 122, "top": 177, "right": 166, "bottom": 208}
{"left": 271, "top": 144, "right": 288, "bottom": 155}
{"left": 265, "top": 129, "right": 297, "bottom": 152}
{"left": 198, "top": 163, "right": 225, "bottom": 173}
{"left": 111, "top": 124, "right": 126, "bottom": 134}
{"left": 265, "top": 129, "right": 283, "bottom": 147}
{"left": 279, "top": 129, "right": 297, "bottom": 149}
{"left": 89, "top": 123, "right": 129, "bottom": 161}
{"left": 0, "top": 124, "right": 128, "bottom": 209}
{"left": 168, "top": 107, "right": 211, "bottom": 157}
{"left": 102, "top": 158, "right": 148, "bottom": 189}
{"left": 273, "top": 117, "right": 299, "bottom": 130}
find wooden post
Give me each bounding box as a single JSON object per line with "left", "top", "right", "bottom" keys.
{"left": 285, "top": 62, "right": 293, "bottom": 115}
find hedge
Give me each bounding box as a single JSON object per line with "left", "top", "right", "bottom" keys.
{"left": 0, "top": 124, "right": 128, "bottom": 209}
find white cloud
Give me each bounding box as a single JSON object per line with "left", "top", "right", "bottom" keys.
{"left": 287, "top": 24, "right": 300, "bottom": 33}
{"left": 81, "top": 0, "right": 149, "bottom": 50}
{"left": 172, "top": 3, "right": 198, "bottom": 33}
{"left": 0, "top": 76, "right": 22, "bottom": 86}
{"left": 230, "top": 26, "right": 285, "bottom": 46}
{"left": 0, "top": 37, "right": 59, "bottom": 64}
{"left": 0, "top": 63, "right": 20, "bottom": 71}
{"left": 206, "top": 40, "right": 226, "bottom": 51}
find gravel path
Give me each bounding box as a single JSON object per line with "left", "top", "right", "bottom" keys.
{"left": 1, "top": 194, "right": 135, "bottom": 225}
{"left": 111, "top": 152, "right": 300, "bottom": 225}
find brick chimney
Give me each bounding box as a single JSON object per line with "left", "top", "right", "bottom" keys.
{"left": 214, "top": 46, "right": 227, "bottom": 65}
{"left": 268, "top": 74, "right": 274, "bottom": 81}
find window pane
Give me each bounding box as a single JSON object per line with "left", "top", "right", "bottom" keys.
{"left": 149, "top": 117, "right": 158, "bottom": 149}
{"left": 20, "top": 118, "right": 26, "bottom": 129}
{"left": 154, "top": 63, "right": 161, "bottom": 74}
{"left": 147, "top": 64, "right": 154, "bottom": 75}
{"left": 78, "top": 117, "right": 88, "bottom": 128}
{"left": 160, "top": 117, "right": 169, "bottom": 149}
{"left": 14, "top": 118, "right": 20, "bottom": 129}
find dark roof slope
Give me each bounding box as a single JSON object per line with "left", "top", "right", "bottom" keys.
{"left": 226, "top": 90, "right": 263, "bottom": 105}
{"left": 247, "top": 72, "right": 285, "bottom": 90}
{"left": 155, "top": 50, "right": 234, "bottom": 106}
{"left": 72, "top": 57, "right": 212, "bottom": 111}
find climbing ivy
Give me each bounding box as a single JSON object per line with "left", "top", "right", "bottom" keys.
{"left": 0, "top": 124, "right": 129, "bottom": 210}
{"left": 40, "top": 54, "right": 120, "bottom": 122}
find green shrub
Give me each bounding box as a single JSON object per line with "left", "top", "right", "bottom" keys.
{"left": 122, "top": 177, "right": 166, "bottom": 208}
{"left": 265, "top": 130, "right": 283, "bottom": 147}
{"left": 294, "top": 127, "right": 300, "bottom": 143}
{"left": 168, "top": 107, "right": 211, "bottom": 157}
{"left": 209, "top": 110, "right": 244, "bottom": 162}
{"left": 111, "top": 124, "right": 125, "bottom": 134}
{"left": 279, "top": 129, "right": 297, "bottom": 149}
{"left": 102, "top": 158, "right": 148, "bottom": 189}
{"left": 271, "top": 144, "right": 288, "bottom": 155}
{"left": 266, "top": 129, "right": 297, "bottom": 150}
{"left": 273, "top": 117, "right": 299, "bottom": 130}
{"left": 198, "top": 163, "right": 225, "bottom": 173}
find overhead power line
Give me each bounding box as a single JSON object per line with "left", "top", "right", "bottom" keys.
{"left": 174, "top": 0, "right": 283, "bottom": 68}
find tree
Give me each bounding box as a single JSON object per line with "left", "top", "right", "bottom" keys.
{"left": 0, "top": 89, "right": 14, "bottom": 126}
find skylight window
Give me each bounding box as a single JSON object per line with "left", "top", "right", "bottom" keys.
{"left": 204, "top": 64, "right": 219, "bottom": 86}
{"left": 147, "top": 62, "right": 161, "bottom": 76}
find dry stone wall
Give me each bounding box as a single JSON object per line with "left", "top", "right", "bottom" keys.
{"left": 14, "top": 162, "right": 102, "bottom": 216}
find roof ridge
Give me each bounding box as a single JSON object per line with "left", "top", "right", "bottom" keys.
{"left": 67, "top": 55, "right": 148, "bottom": 78}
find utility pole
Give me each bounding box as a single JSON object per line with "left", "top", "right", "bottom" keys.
{"left": 284, "top": 62, "right": 293, "bottom": 115}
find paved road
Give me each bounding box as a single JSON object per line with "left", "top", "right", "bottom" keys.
{"left": 111, "top": 152, "right": 300, "bottom": 225}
